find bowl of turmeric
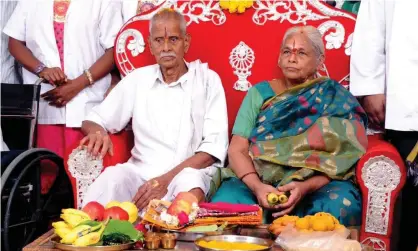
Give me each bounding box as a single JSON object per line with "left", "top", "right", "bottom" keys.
{"left": 195, "top": 235, "right": 273, "bottom": 251}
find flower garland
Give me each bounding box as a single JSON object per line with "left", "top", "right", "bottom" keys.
{"left": 219, "top": 0, "right": 254, "bottom": 14}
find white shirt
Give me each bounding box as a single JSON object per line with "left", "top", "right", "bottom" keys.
{"left": 121, "top": 0, "right": 139, "bottom": 23}
{"left": 85, "top": 60, "right": 229, "bottom": 180}
{"left": 350, "top": 0, "right": 418, "bottom": 131}
{"left": 3, "top": 0, "right": 123, "bottom": 127}
{"left": 0, "top": 1, "right": 18, "bottom": 84}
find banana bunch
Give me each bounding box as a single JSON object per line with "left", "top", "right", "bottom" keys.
{"left": 53, "top": 208, "right": 106, "bottom": 247}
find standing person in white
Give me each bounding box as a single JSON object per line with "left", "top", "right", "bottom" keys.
{"left": 3, "top": 0, "right": 123, "bottom": 158}
{"left": 350, "top": 0, "right": 418, "bottom": 250}
{"left": 121, "top": 0, "right": 164, "bottom": 23}
{"left": 81, "top": 9, "right": 228, "bottom": 212}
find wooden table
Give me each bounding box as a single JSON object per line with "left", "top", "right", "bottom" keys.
{"left": 23, "top": 226, "right": 361, "bottom": 251}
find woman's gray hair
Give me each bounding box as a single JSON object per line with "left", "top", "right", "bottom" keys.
{"left": 149, "top": 9, "right": 187, "bottom": 35}
{"left": 282, "top": 26, "right": 325, "bottom": 60}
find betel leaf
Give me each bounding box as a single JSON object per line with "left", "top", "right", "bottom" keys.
{"left": 102, "top": 220, "right": 142, "bottom": 241}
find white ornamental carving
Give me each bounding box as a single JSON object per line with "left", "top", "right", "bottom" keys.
{"left": 68, "top": 147, "right": 104, "bottom": 209}
{"left": 229, "top": 41, "right": 255, "bottom": 92}
{"left": 176, "top": 0, "right": 226, "bottom": 26}
{"left": 116, "top": 29, "right": 145, "bottom": 76}
{"left": 361, "top": 156, "right": 401, "bottom": 235}
{"left": 317, "top": 21, "right": 345, "bottom": 50}
{"left": 361, "top": 237, "right": 386, "bottom": 251}
{"left": 345, "top": 33, "right": 354, "bottom": 55}
{"left": 252, "top": 0, "right": 354, "bottom": 26}
{"left": 129, "top": 0, "right": 225, "bottom": 26}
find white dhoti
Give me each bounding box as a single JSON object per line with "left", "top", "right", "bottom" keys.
{"left": 82, "top": 163, "right": 218, "bottom": 207}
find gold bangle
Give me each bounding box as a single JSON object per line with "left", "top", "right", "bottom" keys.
{"left": 84, "top": 69, "right": 94, "bottom": 85}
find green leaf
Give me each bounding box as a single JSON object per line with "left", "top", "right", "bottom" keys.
{"left": 75, "top": 220, "right": 101, "bottom": 228}
{"left": 102, "top": 220, "right": 140, "bottom": 241}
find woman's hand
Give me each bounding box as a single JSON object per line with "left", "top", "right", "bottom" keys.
{"left": 253, "top": 182, "right": 283, "bottom": 210}
{"left": 39, "top": 67, "right": 67, "bottom": 86}
{"left": 272, "top": 181, "right": 310, "bottom": 218}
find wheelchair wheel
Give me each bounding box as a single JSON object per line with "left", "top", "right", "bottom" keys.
{"left": 1, "top": 149, "right": 74, "bottom": 251}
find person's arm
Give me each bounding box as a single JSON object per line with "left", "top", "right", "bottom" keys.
{"left": 228, "top": 135, "right": 263, "bottom": 192}
{"left": 82, "top": 71, "right": 136, "bottom": 135}
{"left": 80, "top": 70, "right": 137, "bottom": 157}
{"left": 165, "top": 71, "right": 229, "bottom": 179}
{"left": 350, "top": 0, "right": 386, "bottom": 96}
{"left": 76, "top": 1, "right": 123, "bottom": 87}
{"left": 8, "top": 38, "right": 41, "bottom": 74}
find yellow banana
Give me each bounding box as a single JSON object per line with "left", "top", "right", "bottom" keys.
{"left": 72, "top": 232, "right": 101, "bottom": 247}
{"left": 71, "top": 223, "right": 103, "bottom": 246}
{"left": 61, "top": 208, "right": 91, "bottom": 220}
{"left": 60, "top": 225, "right": 91, "bottom": 244}
{"left": 60, "top": 214, "right": 88, "bottom": 228}
{"left": 54, "top": 227, "right": 71, "bottom": 239}
{"left": 52, "top": 221, "right": 70, "bottom": 229}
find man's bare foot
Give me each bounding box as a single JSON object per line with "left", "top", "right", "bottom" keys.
{"left": 189, "top": 188, "right": 205, "bottom": 202}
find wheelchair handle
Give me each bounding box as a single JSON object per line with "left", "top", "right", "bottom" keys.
{"left": 34, "top": 78, "right": 44, "bottom": 85}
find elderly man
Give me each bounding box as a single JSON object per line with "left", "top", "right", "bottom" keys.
{"left": 81, "top": 9, "right": 228, "bottom": 211}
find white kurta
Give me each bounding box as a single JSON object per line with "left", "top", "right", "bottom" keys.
{"left": 350, "top": 0, "right": 418, "bottom": 131}
{"left": 82, "top": 60, "right": 229, "bottom": 206}
{"left": 0, "top": 1, "right": 18, "bottom": 84}
{"left": 3, "top": 0, "right": 123, "bottom": 127}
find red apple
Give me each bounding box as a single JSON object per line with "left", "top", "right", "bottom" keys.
{"left": 167, "top": 192, "right": 198, "bottom": 216}
{"left": 82, "top": 201, "right": 105, "bottom": 221}
{"left": 104, "top": 206, "right": 129, "bottom": 221}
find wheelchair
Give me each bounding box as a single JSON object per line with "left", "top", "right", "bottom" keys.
{"left": 1, "top": 79, "right": 74, "bottom": 251}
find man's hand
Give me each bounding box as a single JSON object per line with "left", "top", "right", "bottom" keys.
{"left": 362, "top": 94, "right": 386, "bottom": 126}
{"left": 79, "top": 131, "right": 114, "bottom": 158}
{"left": 253, "top": 183, "right": 283, "bottom": 210}
{"left": 41, "top": 79, "right": 85, "bottom": 107}
{"left": 132, "top": 174, "right": 172, "bottom": 211}
{"left": 272, "top": 181, "right": 310, "bottom": 218}
{"left": 39, "top": 67, "right": 67, "bottom": 86}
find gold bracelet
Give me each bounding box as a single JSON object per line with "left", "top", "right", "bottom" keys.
{"left": 84, "top": 69, "right": 94, "bottom": 85}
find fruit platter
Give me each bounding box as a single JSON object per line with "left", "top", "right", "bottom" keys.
{"left": 50, "top": 201, "right": 146, "bottom": 250}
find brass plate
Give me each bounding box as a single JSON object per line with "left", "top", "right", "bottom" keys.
{"left": 51, "top": 236, "right": 134, "bottom": 251}
{"left": 160, "top": 225, "right": 239, "bottom": 242}
{"left": 195, "top": 235, "right": 273, "bottom": 251}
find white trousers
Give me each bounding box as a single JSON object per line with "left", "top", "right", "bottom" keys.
{"left": 81, "top": 162, "right": 217, "bottom": 207}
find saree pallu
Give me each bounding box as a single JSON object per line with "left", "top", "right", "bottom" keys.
{"left": 239, "top": 77, "right": 368, "bottom": 184}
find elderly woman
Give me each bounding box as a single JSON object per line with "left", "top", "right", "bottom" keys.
{"left": 211, "top": 26, "right": 368, "bottom": 226}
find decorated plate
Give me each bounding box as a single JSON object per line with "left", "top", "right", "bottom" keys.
{"left": 51, "top": 236, "right": 135, "bottom": 251}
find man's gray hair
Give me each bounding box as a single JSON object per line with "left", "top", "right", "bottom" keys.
{"left": 149, "top": 9, "right": 187, "bottom": 35}
{"left": 282, "top": 26, "right": 325, "bottom": 60}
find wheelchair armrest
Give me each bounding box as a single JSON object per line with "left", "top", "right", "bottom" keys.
{"left": 356, "top": 137, "right": 407, "bottom": 250}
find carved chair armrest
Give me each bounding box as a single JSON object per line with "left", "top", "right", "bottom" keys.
{"left": 356, "top": 137, "right": 407, "bottom": 251}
